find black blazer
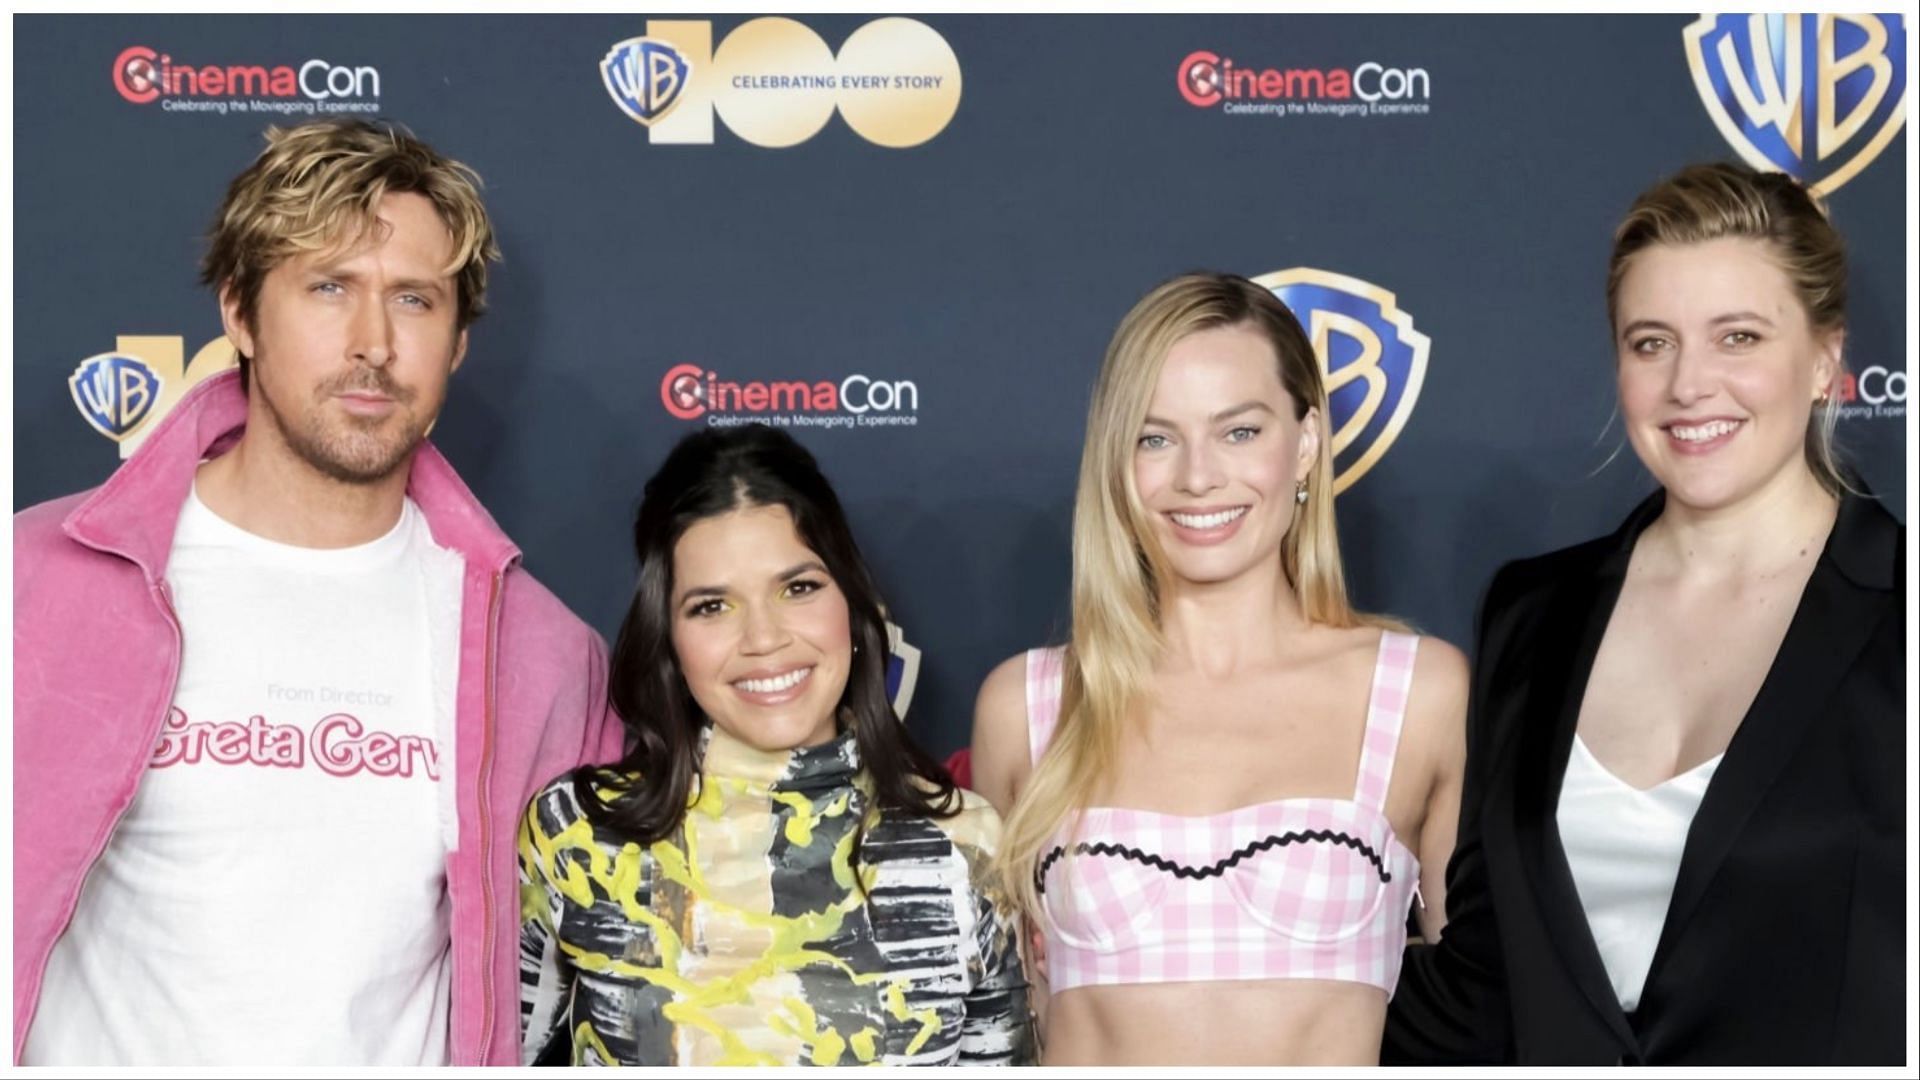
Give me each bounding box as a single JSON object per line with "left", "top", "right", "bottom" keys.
{"left": 1385, "top": 489, "right": 1906, "bottom": 1065}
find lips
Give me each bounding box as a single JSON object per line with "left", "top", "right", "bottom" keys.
{"left": 1164, "top": 504, "right": 1250, "bottom": 546}
{"left": 1663, "top": 417, "right": 1744, "bottom": 455}
{"left": 730, "top": 664, "right": 815, "bottom": 705}
{"left": 334, "top": 391, "right": 397, "bottom": 418}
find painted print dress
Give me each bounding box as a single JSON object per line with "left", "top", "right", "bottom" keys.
{"left": 517, "top": 726, "right": 1035, "bottom": 1066}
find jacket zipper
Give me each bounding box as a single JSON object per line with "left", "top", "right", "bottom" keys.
{"left": 474, "top": 571, "right": 504, "bottom": 1064}
{"left": 19, "top": 578, "right": 182, "bottom": 1062}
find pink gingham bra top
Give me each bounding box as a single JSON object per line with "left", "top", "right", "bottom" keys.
{"left": 1025, "top": 632, "right": 1422, "bottom": 995}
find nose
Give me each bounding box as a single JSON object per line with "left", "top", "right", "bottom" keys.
{"left": 1665, "top": 341, "right": 1715, "bottom": 407}
{"left": 738, "top": 600, "right": 792, "bottom": 656}
{"left": 1174, "top": 439, "right": 1225, "bottom": 496}
{"left": 348, "top": 292, "right": 395, "bottom": 369}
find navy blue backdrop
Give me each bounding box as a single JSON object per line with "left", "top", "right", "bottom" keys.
{"left": 13, "top": 14, "right": 1910, "bottom": 756}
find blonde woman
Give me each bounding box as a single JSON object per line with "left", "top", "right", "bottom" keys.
{"left": 970, "top": 272, "right": 1466, "bottom": 1064}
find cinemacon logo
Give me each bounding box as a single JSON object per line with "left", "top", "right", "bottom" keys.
{"left": 1178, "top": 50, "right": 1429, "bottom": 106}
{"left": 661, "top": 363, "right": 919, "bottom": 420}
{"left": 114, "top": 45, "right": 380, "bottom": 103}
{"left": 1834, "top": 365, "right": 1908, "bottom": 406}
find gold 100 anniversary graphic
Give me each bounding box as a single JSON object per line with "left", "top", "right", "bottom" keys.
{"left": 602, "top": 17, "right": 961, "bottom": 148}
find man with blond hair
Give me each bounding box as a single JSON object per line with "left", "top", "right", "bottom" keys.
{"left": 12, "top": 119, "right": 622, "bottom": 1066}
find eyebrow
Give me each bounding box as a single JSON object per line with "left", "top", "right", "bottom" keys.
{"left": 305, "top": 265, "right": 450, "bottom": 296}
{"left": 1619, "top": 312, "right": 1777, "bottom": 338}
{"left": 390, "top": 277, "right": 450, "bottom": 297}
{"left": 674, "top": 560, "right": 828, "bottom": 606}
{"left": 1142, "top": 401, "right": 1276, "bottom": 427}
{"left": 1709, "top": 311, "right": 1776, "bottom": 327}
{"left": 677, "top": 584, "right": 728, "bottom": 605}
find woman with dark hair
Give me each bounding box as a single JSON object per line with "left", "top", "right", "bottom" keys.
{"left": 1385, "top": 163, "right": 1904, "bottom": 1065}
{"left": 517, "top": 425, "right": 1034, "bottom": 1066}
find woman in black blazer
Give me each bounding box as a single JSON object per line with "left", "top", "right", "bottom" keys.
{"left": 1384, "top": 163, "right": 1905, "bottom": 1065}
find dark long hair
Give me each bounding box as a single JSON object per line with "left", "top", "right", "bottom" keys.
{"left": 581, "top": 424, "right": 959, "bottom": 858}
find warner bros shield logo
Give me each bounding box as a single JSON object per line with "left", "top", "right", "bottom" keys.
{"left": 884, "top": 619, "right": 921, "bottom": 720}
{"left": 602, "top": 37, "right": 691, "bottom": 126}
{"left": 1254, "top": 269, "right": 1431, "bottom": 495}
{"left": 1685, "top": 14, "right": 1907, "bottom": 196}
{"left": 69, "top": 353, "right": 163, "bottom": 442}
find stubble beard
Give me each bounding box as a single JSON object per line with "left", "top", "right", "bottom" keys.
{"left": 263, "top": 367, "right": 428, "bottom": 485}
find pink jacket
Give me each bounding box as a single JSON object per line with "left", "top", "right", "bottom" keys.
{"left": 11, "top": 370, "right": 626, "bottom": 1065}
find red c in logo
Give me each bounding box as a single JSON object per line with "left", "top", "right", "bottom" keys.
{"left": 661, "top": 363, "right": 706, "bottom": 419}
{"left": 1178, "top": 50, "right": 1222, "bottom": 107}
{"left": 114, "top": 45, "right": 161, "bottom": 104}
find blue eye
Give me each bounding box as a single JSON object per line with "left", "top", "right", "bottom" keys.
{"left": 1225, "top": 426, "right": 1261, "bottom": 443}
{"left": 1137, "top": 432, "right": 1171, "bottom": 450}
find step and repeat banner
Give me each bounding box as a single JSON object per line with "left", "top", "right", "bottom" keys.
{"left": 12, "top": 15, "right": 1909, "bottom": 756}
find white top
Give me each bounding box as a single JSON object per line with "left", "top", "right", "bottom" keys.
{"left": 1555, "top": 733, "right": 1724, "bottom": 1013}
{"left": 24, "top": 488, "right": 465, "bottom": 1065}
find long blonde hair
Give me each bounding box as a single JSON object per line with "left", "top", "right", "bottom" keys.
{"left": 997, "top": 272, "right": 1395, "bottom": 919}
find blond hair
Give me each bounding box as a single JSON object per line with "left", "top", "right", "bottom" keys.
{"left": 997, "top": 272, "right": 1399, "bottom": 919}
{"left": 201, "top": 119, "right": 500, "bottom": 382}
{"left": 1608, "top": 161, "right": 1851, "bottom": 495}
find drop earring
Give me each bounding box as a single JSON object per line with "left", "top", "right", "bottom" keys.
{"left": 1294, "top": 482, "right": 1308, "bottom": 505}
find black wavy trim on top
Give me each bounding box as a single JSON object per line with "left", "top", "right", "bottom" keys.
{"left": 1033, "top": 830, "right": 1391, "bottom": 894}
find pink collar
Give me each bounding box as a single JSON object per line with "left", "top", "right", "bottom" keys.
{"left": 61, "top": 369, "right": 520, "bottom": 580}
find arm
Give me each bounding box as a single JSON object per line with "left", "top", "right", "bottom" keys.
{"left": 518, "top": 789, "right": 577, "bottom": 1066}
{"left": 1386, "top": 791, "right": 1509, "bottom": 1063}
{"left": 1407, "top": 638, "right": 1468, "bottom": 944}
{"left": 968, "top": 653, "right": 1033, "bottom": 815}
{"left": 1382, "top": 571, "right": 1525, "bottom": 1064}
{"left": 968, "top": 652, "right": 1051, "bottom": 1018}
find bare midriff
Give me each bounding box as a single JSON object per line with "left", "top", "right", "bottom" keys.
{"left": 1041, "top": 978, "right": 1386, "bottom": 1065}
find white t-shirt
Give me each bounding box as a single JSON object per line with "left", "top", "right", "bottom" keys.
{"left": 24, "top": 487, "right": 465, "bottom": 1065}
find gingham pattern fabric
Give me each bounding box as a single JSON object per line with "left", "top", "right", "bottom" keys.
{"left": 1024, "top": 632, "right": 1422, "bottom": 995}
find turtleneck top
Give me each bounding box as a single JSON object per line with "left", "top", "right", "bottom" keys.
{"left": 517, "top": 725, "right": 1034, "bottom": 1066}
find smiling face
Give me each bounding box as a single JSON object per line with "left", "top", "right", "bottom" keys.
{"left": 1613, "top": 237, "right": 1841, "bottom": 513}
{"left": 222, "top": 191, "right": 468, "bottom": 485}
{"left": 1131, "top": 322, "right": 1320, "bottom": 588}
{"left": 669, "top": 502, "right": 853, "bottom": 753}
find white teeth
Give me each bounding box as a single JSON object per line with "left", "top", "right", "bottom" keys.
{"left": 1170, "top": 507, "right": 1248, "bottom": 530}
{"left": 737, "top": 668, "right": 811, "bottom": 694}
{"left": 1670, "top": 420, "right": 1741, "bottom": 442}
